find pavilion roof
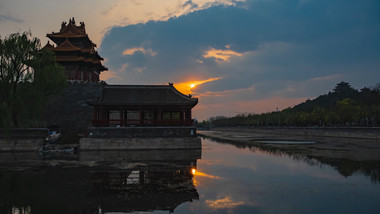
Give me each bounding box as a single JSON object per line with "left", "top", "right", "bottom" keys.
{"left": 46, "top": 17, "right": 96, "bottom": 47}
{"left": 54, "top": 38, "right": 81, "bottom": 51}
{"left": 88, "top": 84, "right": 198, "bottom": 107}
{"left": 44, "top": 18, "right": 108, "bottom": 72}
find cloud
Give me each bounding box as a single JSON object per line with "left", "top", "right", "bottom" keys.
{"left": 99, "top": 0, "right": 380, "bottom": 120}
{"left": 309, "top": 74, "right": 343, "bottom": 82}
{"left": 100, "top": 70, "right": 120, "bottom": 81}
{"left": 206, "top": 196, "right": 245, "bottom": 209}
{"left": 0, "top": 14, "right": 23, "bottom": 23}
{"left": 98, "top": 0, "right": 246, "bottom": 43}
{"left": 0, "top": 0, "right": 244, "bottom": 47}
{"left": 203, "top": 47, "right": 243, "bottom": 63}
{"left": 122, "top": 47, "right": 157, "bottom": 56}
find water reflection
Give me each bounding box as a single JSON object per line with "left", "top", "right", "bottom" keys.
{"left": 201, "top": 136, "right": 380, "bottom": 183}
{"left": 0, "top": 149, "right": 201, "bottom": 214}
{"left": 1, "top": 138, "right": 380, "bottom": 213}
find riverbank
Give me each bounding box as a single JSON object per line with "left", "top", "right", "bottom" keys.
{"left": 198, "top": 127, "right": 380, "bottom": 161}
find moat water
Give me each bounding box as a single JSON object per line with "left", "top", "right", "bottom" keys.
{"left": 0, "top": 137, "right": 379, "bottom": 213}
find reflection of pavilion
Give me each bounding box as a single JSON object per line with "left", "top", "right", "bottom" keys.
{"left": 0, "top": 149, "right": 201, "bottom": 214}
{"left": 89, "top": 167, "right": 198, "bottom": 213}
{"left": 83, "top": 149, "right": 200, "bottom": 213}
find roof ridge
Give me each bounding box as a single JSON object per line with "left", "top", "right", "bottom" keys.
{"left": 105, "top": 84, "right": 172, "bottom": 88}
{"left": 56, "top": 38, "right": 80, "bottom": 49}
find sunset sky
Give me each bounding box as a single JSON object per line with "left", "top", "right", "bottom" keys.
{"left": 1, "top": 0, "right": 379, "bottom": 120}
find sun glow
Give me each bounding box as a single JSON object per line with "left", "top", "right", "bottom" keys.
{"left": 175, "top": 77, "right": 222, "bottom": 95}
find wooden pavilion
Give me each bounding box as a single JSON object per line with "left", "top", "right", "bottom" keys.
{"left": 44, "top": 17, "right": 107, "bottom": 82}
{"left": 88, "top": 84, "right": 198, "bottom": 127}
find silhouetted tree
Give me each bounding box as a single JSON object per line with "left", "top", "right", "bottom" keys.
{"left": 0, "top": 32, "right": 66, "bottom": 128}
{"left": 209, "top": 81, "right": 380, "bottom": 127}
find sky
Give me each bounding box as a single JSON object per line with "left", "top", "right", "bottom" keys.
{"left": 1, "top": 0, "right": 379, "bottom": 121}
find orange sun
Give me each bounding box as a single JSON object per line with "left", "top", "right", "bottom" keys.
{"left": 190, "top": 83, "right": 196, "bottom": 88}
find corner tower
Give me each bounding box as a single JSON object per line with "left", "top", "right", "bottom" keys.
{"left": 45, "top": 17, "right": 107, "bottom": 82}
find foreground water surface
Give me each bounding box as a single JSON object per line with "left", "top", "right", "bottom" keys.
{"left": 1, "top": 137, "right": 380, "bottom": 213}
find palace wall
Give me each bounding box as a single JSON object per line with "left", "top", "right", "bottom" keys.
{"left": 44, "top": 82, "right": 104, "bottom": 143}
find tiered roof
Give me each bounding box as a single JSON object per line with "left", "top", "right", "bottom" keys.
{"left": 46, "top": 17, "right": 94, "bottom": 47}
{"left": 44, "top": 17, "right": 107, "bottom": 75}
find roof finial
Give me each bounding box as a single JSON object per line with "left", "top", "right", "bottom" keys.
{"left": 168, "top": 82, "right": 173, "bottom": 86}
{"left": 71, "top": 17, "right": 76, "bottom": 24}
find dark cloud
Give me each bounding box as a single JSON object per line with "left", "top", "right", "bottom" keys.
{"left": 0, "top": 14, "right": 23, "bottom": 23}
{"left": 183, "top": 0, "right": 198, "bottom": 10}
{"left": 100, "top": 0, "right": 380, "bottom": 100}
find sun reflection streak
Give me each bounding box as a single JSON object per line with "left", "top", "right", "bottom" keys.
{"left": 191, "top": 168, "right": 221, "bottom": 187}
{"left": 193, "top": 170, "right": 221, "bottom": 179}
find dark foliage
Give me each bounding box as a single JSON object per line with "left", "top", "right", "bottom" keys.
{"left": 0, "top": 32, "right": 67, "bottom": 128}
{"left": 206, "top": 81, "right": 380, "bottom": 127}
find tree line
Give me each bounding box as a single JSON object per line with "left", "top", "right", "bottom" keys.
{"left": 203, "top": 81, "right": 380, "bottom": 127}
{"left": 0, "top": 31, "right": 67, "bottom": 128}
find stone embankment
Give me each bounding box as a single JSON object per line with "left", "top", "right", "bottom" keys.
{"left": 44, "top": 81, "right": 104, "bottom": 142}
{"left": 0, "top": 128, "right": 48, "bottom": 151}
{"left": 80, "top": 127, "right": 200, "bottom": 150}
{"left": 80, "top": 137, "right": 201, "bottom": 150}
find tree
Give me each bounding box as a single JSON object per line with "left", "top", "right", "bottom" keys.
{"left": 333, "top": 81, "right": 358, "bottom": 99}
{"left": 0, "top": 31, "right": 66, "bottom": 127}
{"left": 0, "top": 32, "right": 39, "bottom": 127}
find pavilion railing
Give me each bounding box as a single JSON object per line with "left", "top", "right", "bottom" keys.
{"left": 92, "top": 119, "right": 194, "bottom": 127}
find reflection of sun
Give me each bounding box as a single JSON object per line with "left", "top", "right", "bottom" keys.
{"left": 192, "top": 168, "right": 196, "bottom": 175}
{"left": 190, "top": 83, "right": 196, "bottom": 88}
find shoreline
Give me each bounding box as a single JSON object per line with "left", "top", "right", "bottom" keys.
{"left": 201, "top": 127, "right": 380, "bottom": 140}
{"left": 198, "top": 127, "right": 380, "bottom": 162}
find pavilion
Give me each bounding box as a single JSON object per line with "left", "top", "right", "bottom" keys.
{"left": 44, "top": 17, "right": 107, "bottom": 82}
{"left": 88, "top": 84, "right": 198, "bottom": 127}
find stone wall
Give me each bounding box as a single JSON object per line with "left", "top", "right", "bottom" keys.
{"left": 0, "top": 128, "right": 47, "bottom": 151}
{"left": 44, "top": 81, "right": 104, "bottom": 142}
{"left": 0, "top": 128, "right": 49, "bottom": 139}
{"left": 87, "top": 127, "right": 197, "bottom": 138}
{"left": 0, "top": 138, "right": 45, "bottom": 151}
{"left": 79, "top": 149, "right": 201, "bottom": 162}
{"left": 80, "top": 137, "right": 201, "bottom": 150}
